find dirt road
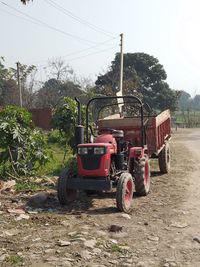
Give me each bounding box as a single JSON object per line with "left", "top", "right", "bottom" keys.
{"left": 0, "top": 129, "right": 200, "bottom": 267}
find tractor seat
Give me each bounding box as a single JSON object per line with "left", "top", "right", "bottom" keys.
{"left": 98, "top": 128, "right": 124, "bottom": 138}
{"left": 112, "top": 129, "right": 124, "bottom": 138}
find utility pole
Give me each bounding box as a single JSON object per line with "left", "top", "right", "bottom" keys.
{"left": 119, "top": 33, "right": 124, "bottom": 94}
{"left": 116, "top": 33, "right": 124, "bottom": 114}
{"left": 16, "top": 62, "right": 22, "bottom": 107}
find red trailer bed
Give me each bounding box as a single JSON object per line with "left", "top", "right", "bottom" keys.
{"left": 97, "top": 109, "right": 171, "bottom": 157}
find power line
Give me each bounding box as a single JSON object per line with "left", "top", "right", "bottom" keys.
{"left": 44, "top": 0, "right": 115, "bottom": 38}
{"left": 0, "top": 7, "right": 45, "bottom": 27}
{"left": 0, "top": 4, "right": 119, "bottom": 67}
{"left": 26, "top": 37, "right": 118, "bottom": 65}
{"left": 24, "top": 45, "right": 118, "bottom": 84}
{"left": 66, "top": 45, "right": 118, "bottom": 63}
{"left": 31, "top": 45, "right": 118, "bottom": 68}
{"left": 0, "top": 1, "right": 119, "bottom": 68}
{"left": 0, "top": 1, "right": 97, "bottom": 45}
{"left": 0, "top": 4, "right": 118, "bottom": 65}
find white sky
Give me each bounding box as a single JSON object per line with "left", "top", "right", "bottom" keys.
{"left": 1, "top": 0, "right": 200, "bottom": 96}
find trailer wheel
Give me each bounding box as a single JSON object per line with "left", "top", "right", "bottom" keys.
{"left": 134, "top": 156, "right": 150, "bottom": 196}
{"left": 158, "top": 142, "right": 170, "bottom": 174}
{"left": 57, "top": 168, "right": 77, "bottom": 205}
{"left": 116, "top": 173, "right": 134, "bottom": 213}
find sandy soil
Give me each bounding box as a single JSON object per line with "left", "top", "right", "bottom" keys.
{"left": 0, "top": 128, "right": 200, "bottom": 267}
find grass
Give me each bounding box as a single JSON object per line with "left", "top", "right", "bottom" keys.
{"left": 110, "top": 244, "right": 123, "bottom": 253}
{"left": 6, "top": 255, "right": 23, "bottom": 265}
{"left": 28, "top": 130, "right": 74, "bottom": 177}
{"left": 96, "top": 239, "right": 105, "bottom": 247}
{"left": 13, "top": 141, "right": 73, "bottom": 191}
{"left": 36, "top": 142, "right": 74, "bottom": 176}
{"left": 0, "top": 128, "right": 74, "bottom": 182}
{"left": 6, "top": 130, "right": 75, "bottom": 192}
{"left": 36, "top": 144, "right": 66, "bottom": 176}
{"left": 14, "top": 180, "right": 41, "bottom": 192}
{"left": 173, "top": 110, "right": 200, "bottom": 126}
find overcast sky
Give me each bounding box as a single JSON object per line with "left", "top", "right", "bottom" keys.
{"left": 1, "top": 0, "right": 200, "bottom": 96}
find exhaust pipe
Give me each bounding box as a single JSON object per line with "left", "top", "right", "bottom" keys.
{"left": 75, "top": 97, "right": 84, "bottom": 145}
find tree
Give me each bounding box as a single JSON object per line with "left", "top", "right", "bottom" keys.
{"left": 10, "top": 63, "right": 37, "bottom": 108}
{"left": 35, "top": 78, "right": 62, "bottom": 108}
{"left": 193, "top": 95, "right": 200, "bottom": 111}
{"left": 47, "top": 58, "right": 74, "bottom": 82}
{"left": 0, "top": 57, "right": 19, "bottom": 106}
{"left": 34, "top": 58, "right": 86, "bottom": 108}
{"left": 35, "top": 78, "right": 83, "bottom": 108}
{"left": 51, "top": 97, "right": 86, "bottom": 158}
{"left": 51, "top": 97, "right": 77, "bottom": 140}
{"left": 178, "top": 90, "right": 191, "bottom": 111}
{"left": 0, "top": 58, "right": 38, "bottom": 108}
{"left": 95, "top": 52, "right": 179, "bottom": 111}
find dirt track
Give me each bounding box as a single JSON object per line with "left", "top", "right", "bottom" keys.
{"left": 0, "top": 129, "right": 200, "bottom": 267}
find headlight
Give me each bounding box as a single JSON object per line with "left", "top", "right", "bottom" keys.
{"left": 78, "top": 147, "right": 88, "bottom": 155}
{"left": 94, "top": 147, "right": 105, "bottom": 155}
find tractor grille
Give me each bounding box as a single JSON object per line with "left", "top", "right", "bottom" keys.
{"left": 80, "top": 154, "right": 102, "bottom": 170}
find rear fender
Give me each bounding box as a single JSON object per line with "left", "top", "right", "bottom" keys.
{"left": 128, "top": 147, "right": 145, "bottom": 174}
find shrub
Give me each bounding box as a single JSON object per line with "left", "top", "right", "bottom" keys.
{"left": 47, "top": 130, "right": 66, "bottom": 145}
{"left": 51, "top": 97, "right": 79, "bottom": 153}
{"left": 0, "top": 106, "right": 48, "bottom": 178}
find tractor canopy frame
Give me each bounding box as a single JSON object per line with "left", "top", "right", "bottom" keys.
{"left": 85, "top": 95, "right": 146, "bottom": 147}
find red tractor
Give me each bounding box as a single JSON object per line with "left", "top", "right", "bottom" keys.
{"left": 57, "top": 95, "right": 171, "bottom": 212}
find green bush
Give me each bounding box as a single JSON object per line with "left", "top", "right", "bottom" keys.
{"left": 47, "top": 130, "right": 66, "bottom": 145}
{"left": 51, "top": 97, "right": 77, "bottom": 150}
{"left": 51, "top": 97, "right": 86, "bottom": 152}
{"left": 0, "top": 106, "right": 48, "bottom": 179}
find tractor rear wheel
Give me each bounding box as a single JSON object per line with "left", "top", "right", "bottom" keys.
{"left": 57, "top": 168, "right": 77, "bottom": 205}
{"left": 158, "top": 142, "right": 170, "bottom": 174}
{"left": 134, "top": 156, "right": 150, "bottom": 196}
{"left": 116, "top": 173, "right": 134, "bottom": 213}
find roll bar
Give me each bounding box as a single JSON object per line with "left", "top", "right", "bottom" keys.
{"left": 86, "top": 95, "right": 145, "bottom": 147}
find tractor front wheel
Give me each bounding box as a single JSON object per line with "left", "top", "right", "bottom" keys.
{"left": 134, "top": 156, "right": 150, "bottom": 196}
{"left": 57, "top": 168, "right": 77, "bottom": 205}
{"left": 116, "top": 173, "right": 134, "bottom": 213}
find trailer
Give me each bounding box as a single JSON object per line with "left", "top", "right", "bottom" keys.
{"left": 97, "top": 109, "right": 171, "bottom": 173}
{"left": 57, "top": 95, "right": 171, "bottom": 212}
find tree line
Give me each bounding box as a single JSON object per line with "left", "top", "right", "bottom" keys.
{"left": 0, "top": 53, "right": 181, "bottom": 112}
{"left": 178, "top": 91, "right": 200, "bottom": 111}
